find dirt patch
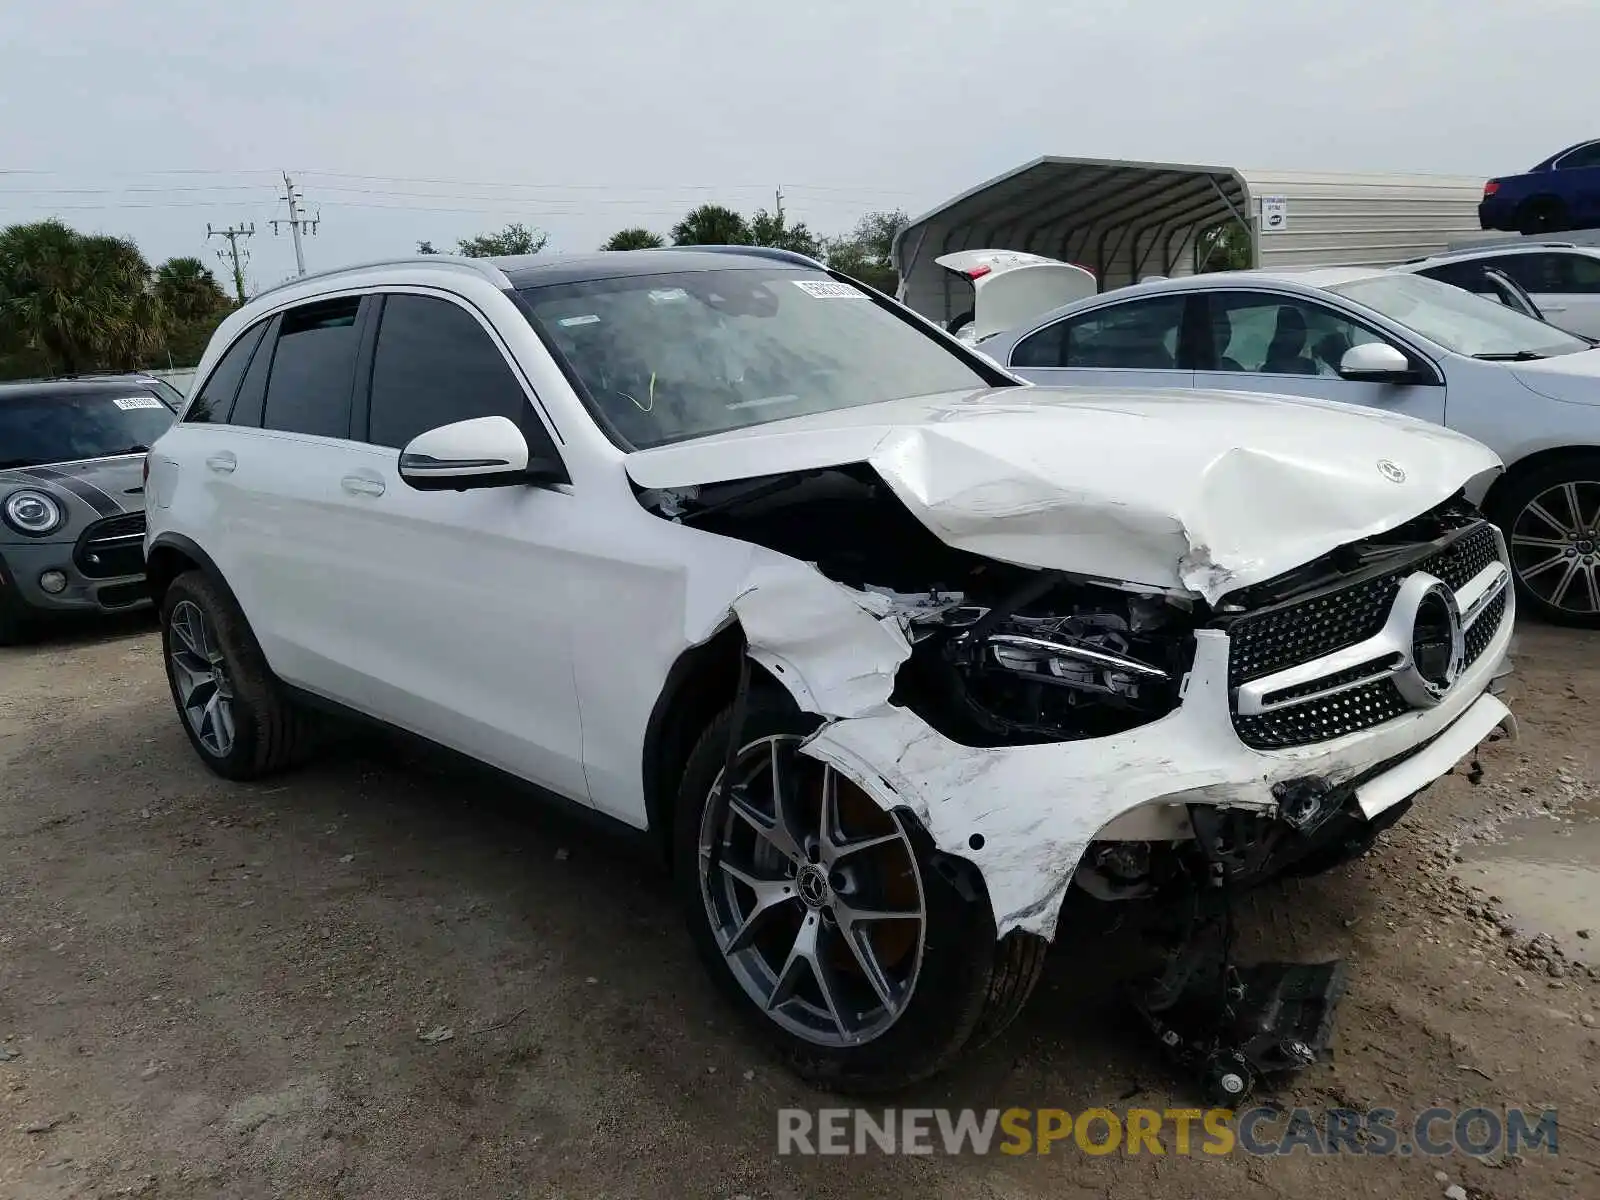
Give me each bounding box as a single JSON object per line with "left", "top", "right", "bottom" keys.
{"left": 0, "top": 617, "right": 1597, "bottom": 1198}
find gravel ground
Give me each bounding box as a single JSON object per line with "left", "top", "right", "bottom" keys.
{"left": 1, "top": 616, "right": 1597, "bottom": 1199}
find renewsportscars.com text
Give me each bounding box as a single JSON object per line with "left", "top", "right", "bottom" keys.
{"left": 776, "top": 1106, "right": 1560, "bottom": 1157}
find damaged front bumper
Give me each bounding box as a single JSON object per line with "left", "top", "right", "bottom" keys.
{"left": 794, "top": 609, "right": 1515, "bottom": 942}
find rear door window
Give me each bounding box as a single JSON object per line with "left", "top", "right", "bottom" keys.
{"left": 260, "top": 297, "right": 363, "bottom": 439}
{"left": 1011, "top": 296, "right": 1187, "bottom": 369}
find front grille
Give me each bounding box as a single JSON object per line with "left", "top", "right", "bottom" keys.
{"left": 1228, "top": 522, "right": 1500, "bottom": 688}
{"left": 1235, "top": 679, "right": 1413, "bottom": 750}
{"left": 73, "top": 511, "right": 146, "bottom": 579}
{"left": 1228, "top": 521, "right": 1507, "bottom": 751}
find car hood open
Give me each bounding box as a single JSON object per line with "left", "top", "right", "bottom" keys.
{"left": 624, "top": 386, "right": 1502, "bottom": 603}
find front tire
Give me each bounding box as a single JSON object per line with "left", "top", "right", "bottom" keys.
{"left": 160, "top": 570, "right": 314, "bottom": 779}
{"left": 673, "top": 689, "right": 1043, "bottom": 1092}
{"left": 1490, "top": 456, "right": 1600, "bottom": 627}
{"left": 0, "top": 590, "right": 32, "bottom": 647}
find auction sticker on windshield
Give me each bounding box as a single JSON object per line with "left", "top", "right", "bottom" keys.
{"left": 792, "top": 280, "right": 866, "bottom": 299}
{"left": 112, "top": 395, "right": 165, "bottom": 411}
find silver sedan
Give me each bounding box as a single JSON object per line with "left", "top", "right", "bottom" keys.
{"left": 978, "top": 268, "right": 1600, "bottom": 627}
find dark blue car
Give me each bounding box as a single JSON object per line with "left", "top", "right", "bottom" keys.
{"left": 1480, "top": 139, "right": 1600, "bottom": 234}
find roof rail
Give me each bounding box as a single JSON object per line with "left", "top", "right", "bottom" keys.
{"left": 251, "top": 255, "right": 512, "bottom": 300}
{"left": 662, "top": 244, "right": 826, "bottom": 270}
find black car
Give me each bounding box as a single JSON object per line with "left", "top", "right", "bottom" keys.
{"left": 0, "top": 377, "right": 178, "bottom": 644}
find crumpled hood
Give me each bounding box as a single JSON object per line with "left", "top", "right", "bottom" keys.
{"left": 625, "top": 387, "right": 1502, "bottom": 603}
{"left": 1511, "top": 347, "right": 1600, "bottom": 405}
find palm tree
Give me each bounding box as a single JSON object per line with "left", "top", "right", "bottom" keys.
{"left": 155, "top": 257, "right": 228, "bottom": 322}
{"left": 671, "top": 204, "right": 749, "bottom": 246}
{"left": 0, "top": 220, "right": 163, "bottom": 374}
{"left": 601, "top": 227, "right": 665, "bottom": 251}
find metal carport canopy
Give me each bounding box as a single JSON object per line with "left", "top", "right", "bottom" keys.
{"left": 892, "top": 155, "right": 1483, "bottom": 324}
{"left": 893, "top": 156, "right": 1247, "bottom": 322}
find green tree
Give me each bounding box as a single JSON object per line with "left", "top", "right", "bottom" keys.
{"left": 748, "top": 208, "right": 821, "bottom": 258}
{"left": 154, "top": 257, "right": 228, "bottom": 322}
{"left": 824, "top": 208, "right": 906, "bottom": 294}
{"left": 416, "top": 240, "right": 439, "bottom": 255}
{"left": 601, "top": 227, "right": 666, "bottom": 251}
{"left": 671, "top": 204, "right": 749, "bottom": 246}
{"left": 456, "top": 223, "right": 548, "bottom": 258}
{"left": 0, "top": 219, "right": 165, "bottom": 376}
{"left": 1195, "top": 220, "right": 1252, "bottom": 273}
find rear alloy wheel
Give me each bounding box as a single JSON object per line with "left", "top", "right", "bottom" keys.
{"left": 1497, "top": 462, "right": 1600, "bottom": 627}
{"left": 674, "top": 693, "right": 1046, "bottom": 1091}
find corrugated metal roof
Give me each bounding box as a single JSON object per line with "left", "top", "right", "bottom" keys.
{"left": 893, "top": 156, "right": 1484, "bottom": 323}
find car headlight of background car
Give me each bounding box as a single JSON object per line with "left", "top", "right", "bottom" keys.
{"left": 3, "top": 490, "right": 66, "bottom": 537}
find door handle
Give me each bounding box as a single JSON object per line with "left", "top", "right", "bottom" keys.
{"left": 341, "top": 474, "right": 386, "bottom": 497}
{"left": 1542, "top": 304, "right": 1568, "bottom": 313}
{"left": 205, "top": 452, "right": 236, "bottom": 475}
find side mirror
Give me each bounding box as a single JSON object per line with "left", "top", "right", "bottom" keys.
{"left": 398, "top": 416, "right": 565, "bottom": 491}
{"left": 1338, "top": 342, "right": 1414, "bottom": 382}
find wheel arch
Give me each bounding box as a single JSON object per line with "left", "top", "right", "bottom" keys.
{"left": 1481, "top": 444, "right": 1600, "bottom": 522}
{"left": 146, "top": 533, "right": 240, "bottom": 612}
{"left": 641, "top": 620, "right": 794, "bottom": 869}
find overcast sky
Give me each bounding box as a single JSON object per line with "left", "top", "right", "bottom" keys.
{"left": 1, "top": 0, "right": 1594, "bottom": 293}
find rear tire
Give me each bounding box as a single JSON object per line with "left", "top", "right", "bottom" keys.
{"left": 672, "top": 688, "right": 1043, "bottom": 1092}
{"left": 1517, "top": 197, "right": 1568, "bottom": 235}
{"left": 160, "top": 570, "right": 315, "bottom": 779}
{"left": 1489, "top": 455, "right": 1600, "bottom": 628}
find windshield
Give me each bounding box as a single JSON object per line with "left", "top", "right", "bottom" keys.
{"left": 0, "top": 388, "right": 175, "bottom": 469}
{"left": 519, "top": 266, "right": 997, "bottom": 448}
{"left": 1330, "top": 273, "right": 1590, "bottom": 360}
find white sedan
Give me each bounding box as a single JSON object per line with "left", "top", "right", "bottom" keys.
{"left": 978, "top": 267, "right": 1600, "bottom": 626}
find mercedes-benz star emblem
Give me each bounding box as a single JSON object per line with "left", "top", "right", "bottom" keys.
{"left": 1390, "top": 573, "right": 1466, "bottom": 708}
{"left": 796, "top": 865, "right": 831, "bottom": 909}
{"left": 1377, "top": 459, "right": 1407, "bottom": 484}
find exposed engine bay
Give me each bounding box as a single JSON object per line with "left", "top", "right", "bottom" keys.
{"left": 641, "top": 463, "right": 1197, "bottom": 747}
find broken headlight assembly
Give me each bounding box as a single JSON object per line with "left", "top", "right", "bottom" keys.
{"left": 895, "top": 575, "right": 1196, "bottom": 747}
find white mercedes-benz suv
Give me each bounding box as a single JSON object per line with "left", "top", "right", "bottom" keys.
{"left": 144, "top": 248, "right": 1514, "bottom": 1094}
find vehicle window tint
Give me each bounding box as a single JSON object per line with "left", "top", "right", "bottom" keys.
{"left": 1012, "top": 297, "right": 1185, "bottom": 369}
{"left": 183, "top": 322, "right": 266, "bottom": 424}
{"left": 366, "top": 295, "right": 531, "bottom": 449}
{"left": 1556, "top": 142, "right": 1600, "bottom": 170}
{"left": 1560, "top": 254, "right": 1600, "bottom": 294}
{"left": 260, "top": 297, "right": 362, "bottom": 438}
{"left": 1204, "top": 293, "right": 1387, "bottom": 376}
{"left": 1418, "top": 262, "right": 1494, "bottom": 292}
{"left": 1493, "top": 252, "right": 1567, "bottom": 294}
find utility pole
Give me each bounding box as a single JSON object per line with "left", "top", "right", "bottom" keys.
{"left": 272, "top": 172, "right": 320, "bottom": 277}
{"left": 775, "top": 185, "right": 784, "bottom": 225}
{"left": 206, "top": 222, "right": 254, "bottom": 303}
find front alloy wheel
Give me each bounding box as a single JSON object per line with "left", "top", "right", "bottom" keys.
{"left": 1506, "top": 477, "right": 1600, "bottom": 624}
{"left": 674, "top": 692, "right": 1048, "bottom": 1092}
{"left": 698, "top": 734, "right": 926, "bottom": 1048}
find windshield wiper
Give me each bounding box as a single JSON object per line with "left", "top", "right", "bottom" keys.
{"left": 1473, "top": 350, "right": 1547, "bottom": 361}
{"left": 104, "top": 444, "right": 151, "bottom": 456}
